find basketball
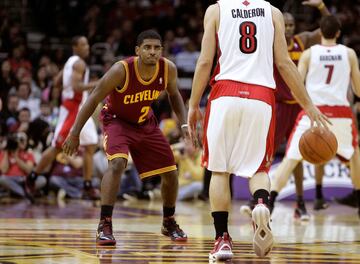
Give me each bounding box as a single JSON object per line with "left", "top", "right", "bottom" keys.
{"left": 299, "top": 127, "right": 338, "bottom": 164}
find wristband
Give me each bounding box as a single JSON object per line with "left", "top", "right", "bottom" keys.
{"left": 181, "top": 124, "right": 188, "bottom": 129}
{"left": 317, "top": 2, "right": 325, "bottom": 10}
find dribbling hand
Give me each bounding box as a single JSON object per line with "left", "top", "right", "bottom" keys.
{"left": 305, "top": 105, "right": 332, "bottom": 130}
{"left": 62, "top": 134, "right": 80, "bottom": 156}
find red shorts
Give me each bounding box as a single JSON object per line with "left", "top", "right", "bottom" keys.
{"left": 274, "top": 101, "right": 302, "bottom": 151}
{"left": 102, "top": 113, "right": 176, "bottom": 179}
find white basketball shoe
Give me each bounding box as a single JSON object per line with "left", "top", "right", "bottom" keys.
{"left": 252, "top": 201, "right": 273, "bottom": 257}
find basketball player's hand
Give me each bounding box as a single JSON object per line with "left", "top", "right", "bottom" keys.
{"left": 302, "top": 0, "right": 323, "bottom": 8}
{"left": 62, "top": 134, "right": 80, "bottom": 156}
{"left": 187, "top": 106, "right": 203, "bottom": 148}
{"left": 305, "top": 105, "right": 332, "bottom": 129}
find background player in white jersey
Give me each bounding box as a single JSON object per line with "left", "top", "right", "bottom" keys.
{"left": 187, "top": 0, "right": 330, "bottom": 261}
{"left": 269, "top": 15, "right": 360, "bottom": 219}
{"left": 25, "top": 36, "right": 100, "bottom": 201}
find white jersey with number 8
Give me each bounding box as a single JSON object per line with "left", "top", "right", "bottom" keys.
{"left": 214, "top": 0, "right": 275, "bottom": 89}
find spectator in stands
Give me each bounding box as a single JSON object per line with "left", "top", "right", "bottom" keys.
{"left": 0, "top": 132, "right": 45, "bottom": 198}
{"left": 16, "top": 82, "right": 40, "bottom": 120}
{"left": 173, "top": 139, "right": 204, "bottom": 201}
{"left": 49, "top": 152, "right": 84, "bottom": 200}
{"left": 0, "top": 94, "right": 19, "bottom": 133}
{"left": 0, "top": 60, "right": 17, "bottom": 104}
{"left": 9, "top": 45, "right": 32, "bottom": 73}
{"left": 17, "top": 107, "right": 31, "bottom": 133}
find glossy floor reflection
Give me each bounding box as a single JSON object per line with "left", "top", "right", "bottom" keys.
{"left": 0, "top": 198, "right": 359, "bottom": 263}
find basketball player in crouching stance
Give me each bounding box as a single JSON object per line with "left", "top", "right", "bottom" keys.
{"left": 269, "top": 16, "right": 360, "bottom": 219}
{"left": 63, "top": 30, "right": 188, "bottom": 245}
{"left": 187, "top": 0, "right": 329, "bottom": 261}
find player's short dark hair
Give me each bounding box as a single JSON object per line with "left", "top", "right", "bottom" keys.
{"left": 71, "top": 35, "right": 85, "bottom": 47}
{"left": 136, "top": 30, "right": 162, "bottom": 46}
{"left": 320, "top": 16, "right": 341, "bottom": 39}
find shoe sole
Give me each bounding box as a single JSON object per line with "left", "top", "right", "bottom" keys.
{"left": 96, "top": 240, "right": 116, "bottom": 246}
{"left": 252, "top": 204, "right": 273, "bottom": 257}
{"left": 209, "top": 251, "right": 233, "bottom": 262}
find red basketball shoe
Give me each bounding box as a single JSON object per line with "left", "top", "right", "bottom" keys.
{"left": 161, "top": 216, "right": 187, "bottom": 241}
{"left": 209, "top": 232, "right": 233, "bottom": 261}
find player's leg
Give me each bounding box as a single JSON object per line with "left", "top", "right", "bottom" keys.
{"left": 82, "top": 144, "right": 99, "bottom": 200}
{"left": 349, "top": 146, "right": 360, "bottom": 218}
{"left": 314, "top": 164, "right": 329, "bottom": 210}
{"left": 208, "top": 171, "right": 233, "bottom": 261}
{"left": 25, "top": 146, "right": 61, "bottom": 202}
{"left": 292, "top": 162, "right": 311, "bottom": 218}
{"left": 96, "top": 157, "right": 127, "bottom": 245}
{"left": 269, "top": 158, "right": 299, "bottom": 212}
{"left": 249, "top": 172, "right": 273, "bottom": 257}
{"left": 159, "top": 170, "right": 187, "bottom": 241}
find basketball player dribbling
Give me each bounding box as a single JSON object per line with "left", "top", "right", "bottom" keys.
{"left": 187, "top": 0, "right": 330, "bottom": 261}
{"left": 269, "top": 15, "right": 360, "bottom": 219}
{"left": 25, "top": 36, "right": 100, "bottom": 202}
{"left": 241, "top": 0, "right": 330, "bottom": 219}
{"left": 63, "top": 30, "right": 188, "bottom": 245}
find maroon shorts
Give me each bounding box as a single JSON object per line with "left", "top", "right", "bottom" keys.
{"left": 102, "top": 114, "right": 176, "bottom": 179}
{"left": 274, "top": 102, "right": 302, "bottom": 152}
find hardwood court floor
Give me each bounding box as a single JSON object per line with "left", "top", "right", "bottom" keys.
{"left": 0, "top": 198, "right": 359, "bottom": 263}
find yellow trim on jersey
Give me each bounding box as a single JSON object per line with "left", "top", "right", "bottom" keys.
{"left": 140, "top": 165, "right": 177, "bottom": 179}
{"left": 134, "top": 57, "right": 159, "bottom": 85}
{"left": 289, "top": 51, "right": 302, "bottom": 61}
{"left": 106, "top": 152, "right": 129, "bottom": 161}
{"left": 115, "top": 61, "right": 129, "bottom": 93}
{"left": 283, "top": 100, "right": 298, "bottom": 105}
{"left": 294, "top": 35, "right": 305, "bottom": 51}
{"left": 164, "top": 58, "right": 169, "bottom": 90}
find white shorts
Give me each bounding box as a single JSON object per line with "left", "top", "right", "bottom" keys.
{"left": 52, "top": 102, "right": 98, "bottom": 148}
{"left": 286, "top": 106, "right": 357, "bottom": 161}
{"left": 203, "top": 96, "right": 273, "bottom": 177}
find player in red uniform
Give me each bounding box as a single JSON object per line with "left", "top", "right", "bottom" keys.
{"left": 63, "top": 30, "right": 188, "bottom": 245}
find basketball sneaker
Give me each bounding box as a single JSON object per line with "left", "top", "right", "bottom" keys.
{"left": 334, "top": 191, "right": 357, "bottom": 208}
{"left": 209, "top": 232, "right": 233, "bottom": 262}
{"left": 161, "top": 216, "right": 187, "bottom": 241}
{"left": 252, "top": 201, "right": 273, "bottom": 257}
{"left": 82, "top": 187, "right": 100, "bottom": 200}
{"left": 313, "top": 198, "right": 329, "bottom": 210}
{"left": 96, "top": 217, "right": 116, "bottom": 246}
{"left": 294, "top": 203, "right": 310, "bottom": 221}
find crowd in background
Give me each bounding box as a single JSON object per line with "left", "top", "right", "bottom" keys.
{"left": 0, "top": 0, "right": 359, "bottom": 201}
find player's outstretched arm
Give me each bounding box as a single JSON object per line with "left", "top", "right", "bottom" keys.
{"left": 299, "top": 0, "right": 330, "bottom": 48}
{"left": 165, "top": 59, "right": 187, "bottom": 128}
{"left": 348, "top": 48, "right": 360, "bottom": 97}
{"left": 62, "top": 62, "right": 125, "bottom": 156}
{"left": 188, "top": 4, "right": 218, "bottom": 146}
{"left": 272, "top": 6, "right": 330, "bottom": 128}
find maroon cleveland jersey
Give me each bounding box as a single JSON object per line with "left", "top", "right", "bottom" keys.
{"left": 274, "top": 35, "right": 304, "bottom": 102}
{"left": 102, "top": 56, "right": 168, "bottom": 124}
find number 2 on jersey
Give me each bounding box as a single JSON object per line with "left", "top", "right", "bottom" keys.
{"left": 138, "top": 106, "right": 150, "bottom": 123}
{"left": 239, "top": 21, "right": 257, "bottom": 54}
{"left": 324, "top": 65, "right": 334, "bottom": 84}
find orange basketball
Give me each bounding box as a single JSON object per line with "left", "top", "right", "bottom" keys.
{"left": 299, "top": 127, "right": 338, "bottom": 164}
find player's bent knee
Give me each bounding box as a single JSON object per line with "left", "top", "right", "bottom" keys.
{"left": 109, "top": 158, "right": 127, "bottom": 176}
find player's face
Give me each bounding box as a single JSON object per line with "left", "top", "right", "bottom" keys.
{"left": 75, "top": 37, "right": 90, "bottom": 59}
{"left": 136, "top": 39, "right": 162, "bottom": 65}
{"left": 284, "top": 15, "right": 295, "bottom": 39}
